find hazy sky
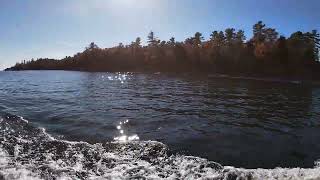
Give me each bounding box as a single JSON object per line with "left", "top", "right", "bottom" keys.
{"left": 0, "top": 0, "right": 319, "bottom": 70}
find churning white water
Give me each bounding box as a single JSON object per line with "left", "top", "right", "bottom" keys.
{"left": 1, "top": 115, "right": 320, "bottom": 180}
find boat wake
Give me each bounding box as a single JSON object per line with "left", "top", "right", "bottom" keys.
{"left": 0, "top": 114, "right": 319, "bottom": 180}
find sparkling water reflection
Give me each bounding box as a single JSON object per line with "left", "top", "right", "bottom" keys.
{"left": 103, "top": 72, "right": 131, "bottom": 84}
{"left": 114, "top": 119, "right": 140, "bottom": 142}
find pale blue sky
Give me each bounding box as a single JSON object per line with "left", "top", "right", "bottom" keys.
{"left": 0, "top": 0, "right": 319, "bottom": 70}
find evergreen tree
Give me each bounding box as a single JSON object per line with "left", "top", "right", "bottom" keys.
{"left": 253, "top": 21, "right": 266, "bottom": 43}
{"left": 225, "top": 28, "right": 236, "bottom": 46}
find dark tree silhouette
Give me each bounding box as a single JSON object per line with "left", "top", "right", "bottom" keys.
{"left": 253, "top": 21, "right": 266, "bottom": 43}
{"left": 168, "top": 37, "right": 176, "bottom": 46}
{"left": 194, "top": 32, "right": 204, "bottom": 47}
{"left": 147, "top": 31, "right": 159, "bottom": 47}
{"left": 5, "top": 21, "right": 320, "bottom": 80}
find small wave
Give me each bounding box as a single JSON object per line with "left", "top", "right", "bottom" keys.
{"left": 0, "top": 115, "right": 320, "bottom": 180}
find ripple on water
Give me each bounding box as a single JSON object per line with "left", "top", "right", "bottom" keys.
{"left": 1, "top": 71, "right": 320, "bottom": 169}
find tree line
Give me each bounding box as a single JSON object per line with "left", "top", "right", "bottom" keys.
{"left": 6, "top": 21, "right": 320, "bottom": 79}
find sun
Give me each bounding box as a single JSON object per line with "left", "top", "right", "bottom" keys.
{"left": 109, "top": 0, "right": 137, "bottom": 7}
{"left": 109, "top": 0, "right": 160, "bottom": 9}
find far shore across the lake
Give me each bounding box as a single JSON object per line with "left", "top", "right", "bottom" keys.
{"left": 4, "top": 21, "right": 320, "bottom": 82}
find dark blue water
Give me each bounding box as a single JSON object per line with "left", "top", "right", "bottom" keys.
{"left": 1, "top": 70, "right": 320, "bottom": 174}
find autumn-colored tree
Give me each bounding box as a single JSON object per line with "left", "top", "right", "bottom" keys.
{"left": 7, "top": 22, "right": 320, "bottom": 79}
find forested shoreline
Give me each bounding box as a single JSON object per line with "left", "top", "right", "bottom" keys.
{"left": 5, "top": 21, "right": 320, "bottom": 79}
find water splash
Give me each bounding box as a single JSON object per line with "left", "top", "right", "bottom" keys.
{"left": 1, "top": 115, "right": 320, "bottom": 180}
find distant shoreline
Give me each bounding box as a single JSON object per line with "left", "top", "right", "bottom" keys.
{"left": 5, "top": 21, "right": 320, "bottom": 82}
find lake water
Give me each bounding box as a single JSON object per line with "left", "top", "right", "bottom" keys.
{"left": 1, "top": 70, "right": 320, "bottom": 179}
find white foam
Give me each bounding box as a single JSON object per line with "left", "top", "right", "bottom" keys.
{"left": 1, "top": 115, "right": 320, "bottom": 180}
{"left": 315, "top": 159, "right": 320, "bottom": 168}
{"left": 0, "top": 149, "right": 42, "bottom": 180}
{"left": 19, "top": 116, "right": 29, "bottom": 123}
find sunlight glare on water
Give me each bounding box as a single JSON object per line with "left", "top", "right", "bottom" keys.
{"left": 105, "top": 72, "right": 130, "bottom": 84}
{"left": 114, "top": 119, "right": 140, "bottom": 142}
